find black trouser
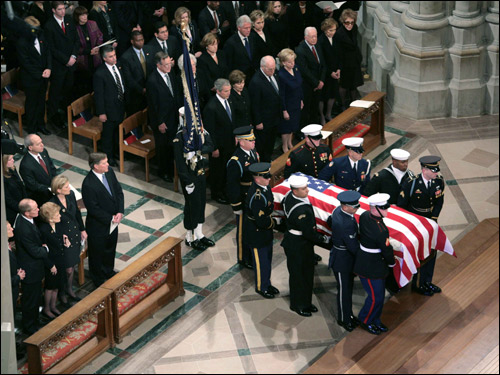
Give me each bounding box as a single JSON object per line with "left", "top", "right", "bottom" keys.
{"left": 48, "top": 67, "right": 74, "bottom": 121}
{"left": 21, "top": 279, "right": 42, "bottom": 334}
{"left": 255, "top": 124, "right": 277, "bottom": 163}
{"left": 333, "top": 270, "right": 355, "bottom": 323}
{"left": 88, "top": 229, "right": 118, "bottom": 287}
{"left": 101, "top": 119, "right": 121, "bottom": 161}
{"left": 153, "top": 129, "right": 175, "bottom": 178}
{"left": 209, "top": 149, "right": 231, "bottom": 198}
{"left": 24, "top": 82, "right": 48, "bottom": 133}
{"left": 284, "top": 244, "right": 315, "bottom": 310}
{"left": 412, "top": 250, "right": 437, "bottom": 288}
{"left": 182, "top": 174, "right": 206, "bottom": 230}
{"left": 301, "top": 87, "right": 321, "bottom": 129}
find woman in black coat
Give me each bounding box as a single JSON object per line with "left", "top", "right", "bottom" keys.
{"left": 3, "top": 154, "right": 28, "bottom": 226}
{"left": 229, "top": 69, "right": 252, "bottom": 130}
{"left": 335, "top": 9, "right": 364, "bottom": 110}
{"left": 170, "top": 6, "right": 201, "bottom": 57}
{"left": 88, "top": 1, "right": 118, "bottom": 45}
{"left": 39, "top": 202, "right": 70, "bottom": 319}
{"left": 264, "top": 1, "right": 289, "bottom": 55}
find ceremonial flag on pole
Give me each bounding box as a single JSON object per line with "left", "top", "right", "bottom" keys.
{"left": 272, "top": 173, "right": 456, "bottom": 287}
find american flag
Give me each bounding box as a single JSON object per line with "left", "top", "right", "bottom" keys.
{"left": 272, "top": 173, "right": 456, "bottom": 287}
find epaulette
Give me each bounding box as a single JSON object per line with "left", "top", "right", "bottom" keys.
{"left": 231, "top": 156, "right": 239, "bottom": 161}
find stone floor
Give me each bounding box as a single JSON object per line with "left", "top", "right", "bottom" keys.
{"left": 8, "top": 81, "right": 498, "bottom": 374}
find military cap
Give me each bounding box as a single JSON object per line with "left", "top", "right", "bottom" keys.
{"left": 390, "top": 148, "right": 410, "bottom": 161}
{"left": 342, "top": 137, "right": 364, "bottom": 153}
{"left": 419, "top": 155, "right": 441, "bottom": 172}
{"left": 288, "top": 175, "right": 308, "bottom": 188}
{"left": 337, "top": 191, "right": 361, "bottom": 206}
{"left": 249, "top": 162, "right": 271, "bottom": 177}
{"left": 301, "top": 124, "right": 323, "bottom": 140}
{"left": 233, "top": 126, "right": 255, "bottom": 141}
{"left": 367, "top": 193, "right": 391, "bottom": 209}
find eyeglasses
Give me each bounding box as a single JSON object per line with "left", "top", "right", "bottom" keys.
{"left": 344, "top": 21, "right": 354, "bottom": 25}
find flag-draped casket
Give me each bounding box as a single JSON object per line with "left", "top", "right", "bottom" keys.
{"left": 272, "top": 173, "right": 456, "bottom": 287}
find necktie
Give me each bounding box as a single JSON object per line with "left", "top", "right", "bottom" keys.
{"left": 213, "top": 11, "right": 219, "bottom": 29}
{"left": 112, "top": 65, "right": 124, "bottom": 101}
{"left": 224, "top": 100, "right": 232, "bottom": 121}
{"left": 139, "top": 50, "right": 146, "bottom": 76}
{"left": 312, "top": 46, "right": 319, "bottom": 63}
{"left": 61, "top": 21, "right": 66, "bottom": 34}
{"left": 102, "top": 174, "right": 112, "bottom": 196}
{"left": 162, "top": 41, "right": 168, "bottom": 54}
{"left": 234, "top": 1, "right": 240, "bottom": 17}
{"left": 353, "top": 162, "right": 357, "bottom": 173}
{"left": 165, "top": 74, "right": 173, "bottom": 96}
{"left": 38, "top": 156, "right": 49, "bottom": 175}
{"left": 269, "top": 76, "right": 279, "bottom": 94}
{"left": 244, "top": 37, "right": 252, "bottom": 59}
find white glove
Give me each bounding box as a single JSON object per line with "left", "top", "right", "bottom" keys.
{"left": 273, "top": 216, "right": 282, "bottom": 225}
{"left": 186, "top": 183, "right": 195, "bottom": 194}
{"left": 234, "top": 210, "right": 243, "bottom": 216}
{"left": 389, "top": 238, "right": 402, "bottom": 251}
{"left": 323, "top": 235, "right": 331, "bottom": 244}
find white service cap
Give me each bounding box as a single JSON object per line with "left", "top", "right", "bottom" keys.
{"left": 288, "top": 175, "right": 309, "bottom": 188}
{"left": 301, "top": 124, "right": 323, "bottom": 137}
{"left": 342, "top": 137, "right": 364, "bottom": 148}
{"left": 367, "top": 193, "right": 391, "bottom": 207}
{"left": 390, "top": 148, "right": 410, "bottom": 161}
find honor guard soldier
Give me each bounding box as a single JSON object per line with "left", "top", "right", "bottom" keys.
{"left": 327, "top": 190, "right": 361, "bottom": 332}
{"left": 363, "top": 148, "right": 413, "bottom": 294}
{"left": 284, "top": 124, "right": 331, "bottom": 264}
{"left": 281, "top": 175, "right": 330, "bottom": 317}
{"left": 243, "top": 163, "right": 280, "bottom": 299}
{"left": 226, "top": 126, "right": 260, "bottom": 269}
{"left": 318, "top": 137, "right": 371, "bottom": 194}
{"left": 398, "top": 156, "right": 445, "bottom": 296}
{"left": 284, "top": 124, "right": 333, "bottom": 179}
{"left": 173, "top": 128, "right": 215, "bottom": 252}
{"left": 354, "top": 193, "right": 396, "bottom": 335}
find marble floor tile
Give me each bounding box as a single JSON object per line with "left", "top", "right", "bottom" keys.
{"left": 252, "top": 347, "right": 326, "bottom": 374}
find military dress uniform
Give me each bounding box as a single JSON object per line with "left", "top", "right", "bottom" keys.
{"left": 354, "top": 194, "right": 396, "bottom": 335}
{"left": 243, "top": 163, "right": 279, "bottom": 298}
{"left": 284, "top": 143, "right": 333, "bottom": 179}
{"left": 397, "top": 156, "right": 445, "bottom": 295}
{"left": 327, "top": 191, "right": 361, "bottom": 331}
{"left": 318, "top": 155, "right": 371, "bottom": 194}
{"left": 226, "top": 126, "right": 259, "bottom": 268}
{"left": 281, "top": 175, "right": 329, "bottom": 317}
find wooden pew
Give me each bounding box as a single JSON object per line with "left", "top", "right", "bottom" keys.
{"left": 270, "top": 91, "right": 386, "bottom": 187}
{"left": 23, "top": 288, "right": 114, "bottom": 374}
{"left": 99, "top": 237, "right": 184, "bottom": 343}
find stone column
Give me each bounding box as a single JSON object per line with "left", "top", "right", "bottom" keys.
{"left": 390, "top": 1, "right": 450, "bottom": 119}
{"left": 485, "top": 1, "right": 499, "bottom": 114}
{"left": 448, "top": 1, "right": 486, "bottom": 117}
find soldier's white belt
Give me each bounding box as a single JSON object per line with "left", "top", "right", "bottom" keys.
{"left": 288, "top": 229, "right": 303, "bottom": 236}
{"left": 360, "top": 245, "right": 381, "bottom": 253}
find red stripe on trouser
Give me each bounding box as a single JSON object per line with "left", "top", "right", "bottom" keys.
{"left": 364, "top": 279, "right": 376, "bottom": 324}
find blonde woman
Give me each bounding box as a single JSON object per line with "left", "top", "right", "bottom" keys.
{"left": 50, "top": 175, "right": 86, "bottom": 304}
{"left": 171, "top": 6, "right": 201, "bottom": 57}
{"left": 3, "top": 154, "right": 28, "bottom": 225}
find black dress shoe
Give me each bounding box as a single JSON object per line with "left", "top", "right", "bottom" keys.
{"left": 314, "top": 253, "right": 322, "bottom": 262}
{"left": 308, "top": 304, "right": 318, "bottom": 313}
{"left": 41, "top": 311, "right": 55, "bottom": 321}
{"left": 290, "top": 307, "right": 312, "bottom": 317}
{"left": 238, "top": 260, "right": 253, "bottom": 269}
{"left": 350, "top": 315, "right": 360, "bottom": 327}
{"left": 267, "top": 285, "right": 280, "bottom": 295}
{"left": 412, "top": 284, "right": 434, "bottom": 296}
{"left": 360, "top": 322, "right": 381, "bottom": 335}
{"left": 426, "top": 282, "right": 441, "bottom": 293}
{"left": 58, "top": 299, "right": 72, "bottom": 308}
{"left": 199, "top": 237, "right": 215, "bottom": 247}
{"left": 68, "top": 294, "right": 82, "bottom": 302}
{"left": 375, "top": 322, "right": 388, "bottom": 332}
{"left": 337, "top": 320, "right": 356, "bottom": 332}
{"left": 257, "top": 290, "right": 275, "bottom": 299}
{"left": 38, "top": 127, "right": 52, "bottom": 135}
{"left": 214, "top": 196, "right": 229, "bottom": 204}
{"left": 185, "top": 239, "right": 208, "bottom": 251}
{"left": 161, "top": 174, "right": 174, "bottom": 183}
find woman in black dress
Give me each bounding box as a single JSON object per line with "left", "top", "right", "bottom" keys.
{"left": 229, "top": 69, "right": 252, "bottom": 129}
{"left": 2, "top": 154, "right": 28, "bottom": 226}
{"left": 250, "top": 10, "right": 275, "bottom": 60}
{"left": 39, "top": 202, "right": 69, "bottom": 319}
{"left": 335, "top": 9, "right": 364, "bottom": 110}
{"left": 264, "top": 1, "right": 288, "bottom": 57}
{"left": 88, "top": 1, "right": 118, "bottom": 46}
{"left": 50, "top": 175, "right": 86, "bottom": 304}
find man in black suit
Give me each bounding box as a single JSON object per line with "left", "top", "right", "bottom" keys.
{"left": 248, "top": 55, "right": 281, "bottom": 162}
{"left": 93, "top": 45, "right": 126, "bottom": 167}
{"left": 113, "top": 1, "right": 143, "bottom": 57}
{"left": 44, "top": 1, "right": 79, "bottom": 131}
{"left": 120, "top": 30, "right": 155, "bottom": 116}
{"left": 220, "top": 1, "right": 252, "bottom": 32}
{"left": 19, "top": 134, "right": 58, "bottom": 207}
{"left": 198, "top": 1, "right": 231, "bottom": 47}
{"left": 138, "top": 1, "right": 167, "bottom": 42}
{"left": 147, "top": 21, "right": 181, "bottom": 66}
{"left": 14, "top": 199, "right": 55, "bottom": 335}
{"left": 224, "top": 15, "right": 259, "bottom": 84}
{"left": 203, "top": 78, "right": 235, "bottom": 204}
{"left": 16, "top": 23, "right": 52, "bottom": 135}
{"left": 146, "top": 51, "right": 182, "bottom": 182}
{"left": 295, "top": 26, "right": 327, "bottom": 130}
{"left": 81, "top": 152, "right": 124, "bottom": 287}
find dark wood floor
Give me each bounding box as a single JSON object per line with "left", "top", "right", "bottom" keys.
{"left": 305, "top": 218, "right": 499, "bottom": 374}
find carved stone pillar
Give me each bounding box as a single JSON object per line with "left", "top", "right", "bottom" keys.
{"left": 485, "top": 1, "right": 499, "bottom": 114}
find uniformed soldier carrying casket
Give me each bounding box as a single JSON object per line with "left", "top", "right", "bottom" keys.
{"left": 397, "top": 156, "right": 445, "bottom": 297}
{"left": 243, "top": 162, "right": 280, "bottom": 299}
{"left": 226, "top": 126, "right": 259, "bottom": 269}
